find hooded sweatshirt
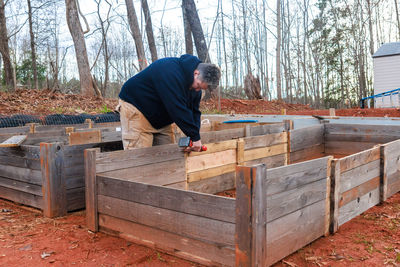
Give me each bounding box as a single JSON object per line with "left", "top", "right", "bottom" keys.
{"left": 119, "top": 54, "right": 202, "bottom": 141}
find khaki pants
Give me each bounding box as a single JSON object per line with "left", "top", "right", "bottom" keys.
{"left": 117, "top": 99, "right": 174, "bottom": 150}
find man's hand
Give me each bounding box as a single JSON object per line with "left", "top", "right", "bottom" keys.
{"left": 183, "top": 139, "right": 203, "bottom": 152}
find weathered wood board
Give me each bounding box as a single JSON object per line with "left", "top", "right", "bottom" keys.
{"left": 381, "top": 139, "right": 400, "bottom": 200}
{"left": 0, "top": 135, "right": 27, "bottom": 147}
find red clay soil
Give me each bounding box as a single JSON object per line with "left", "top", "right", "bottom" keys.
{"left": 0, "top": 199, "right": 201, "bottom": 267}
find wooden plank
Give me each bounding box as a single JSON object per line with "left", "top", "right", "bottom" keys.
{"left": 187, "top": 172, "right": 235, "bottom": 195}
{"left": 101, "top": 131, "right": 121, "bottom": 142}
{"left": 243, "top": 153, "right": 287, "bottom": 168}
{"left": 0, "top": 176, "right": 43, "bottom": 196}
{"left": 0, "top": 125, "right": 30, "bottom": 134}
{"left": 339, "top": 176, "right": 380, "bottom": 208}
{"left": 40, "top": 142, "right": 67, "bottom": 218}
{"left": 243, "top": 143, "right": 287, "bottom": 162}
{"left": 165, "top": 181, "right": 186, "bottom": 190}
{"left": 266, "top": 157, "right": 330, "bottom": 196}
{"left": 340, "top": 159, "right": 380, "bottom": 193}
{"left": 338, "top": 187, "right": 380, "bottom": 226}
{"left": 0, "top": 135, "right": 27, "bottom": 147}
{"left": 237, "top": 138, "right": 244, "bottom": 165}
{"left": 325, "top": 123, "right": 400, "bottom": 136}
{"left": 325, "top": 133, "right": 399, "bottom": 144}
{"left": 68, "top": 130, "right": 101, "bottom": 145}
{"left": 66, "top": 187, "right": 85, "bottom": 211}
{"left": 99, "top": 214, "right": 235, "bottom": 266}
{"left": 266, "top": 200, "right": 326, "bottom": 266}
{"left": 0, "top": 163, "right": 42, "bottom": 185}
{"left": 387, "top": 178, "right": 400, "bottom": 199}
{"left": 100, "top": 159, "right": 186, "bottom": 186}
{"left": 187, "top": 163, "right": 236, "bottom": 183}
{"left": 290, "top": 144, "right": 325, "bottom": 164}
{"left": 97, "top": 195, "right": 235, "bottom": 246}
{"left": 325, "top": 141, "right": 376, "bottom": 155}
{"left": 0, "top": 155, "right": 40, "bottom": 170}
{"left": 0, "top": 185, "right": 43, "bottom": 209}
{"left": 339, "top": 146, "right": 380, "bottom": 173}
{"left": 330, "top": 159, "right": 341, "bottom": 233}
{"left": 266, "top": 178, "right": 327, "bottom": 223}
{"left": 188, "top": 139, "right": 237, "bottom": 156}
{"left": 84, "top": 148, "right": 99, "bottom": 232}
{"left": 252, "top": 165, "right": 267, "bottom": 266}
{"left": 235, "top": 166, "right": 253, "bottom": 266}
{"left": 65, "top": 176, "right": 85, "bottom": 190}
{"left": 95, "top": 144, "right": 184, "bottom": 173}
{"left": 325, "top": 157, "right": 333, "bottom": 236}
{"left": 97, "top": 175, "right": 235, "bottom": 223}
{"left": 290, "top": 125, "right": 324, "bottom": 152}
{"left": 187, "top": 149, "right": 236, "bottom": 173}
{"left": 381, "top": 139, "right": 400, "bottom": 200}
{"left": 200, "top": 128, "right": 245, "bottom": 143}
{"left": 243, "top": 132, "right": 287, "bottom": 150}
{"left": 0, "top": 145, "right": 40, "bottom": 159}
{"left": 249, "top": 123, "right": 285, "bottom": 136}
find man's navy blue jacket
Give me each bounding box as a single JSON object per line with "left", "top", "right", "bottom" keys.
{"left": 119, "top": 54, "right": 202, "bottom": 141}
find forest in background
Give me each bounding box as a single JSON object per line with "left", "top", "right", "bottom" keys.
{"left": 0, "top": 0, "right": 399, "bottom": 108}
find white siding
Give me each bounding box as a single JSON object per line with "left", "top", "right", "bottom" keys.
{"left": 373, "top": 55, "right": 400, "bottom": 108}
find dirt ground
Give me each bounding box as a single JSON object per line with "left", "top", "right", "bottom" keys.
{"left": 1, "top": 89, "right": 400, "bottom": 266}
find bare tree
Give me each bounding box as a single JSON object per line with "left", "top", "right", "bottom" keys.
{"left": 276, "top": 0, "right": 282, "bottom": 100}
{"left": 395, "top": 0, "right": 400, "bottom": 39}
{"left": 0, "top": 0, "right": 14, "bottom": 91}
{"left": 27, "top": 0, "right": 38, "bottom": 89}
{"left": 141, "top": 0, "right": 157, "bottom": 62}
{"left": 182, "top": 0, "right": 209, "bottom": 63}
{"left": 125, "top": 0, "right": 147, "bottom": 70}
{"left": 65, "top": 0, "right": 98, "bottom": 95}
{"left": 181, "top": 2, "right": 193, "bottom": 54}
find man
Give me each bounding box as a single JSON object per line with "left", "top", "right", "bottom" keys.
{"left": 118, "top": 54, "right": 221, "bottom": 152}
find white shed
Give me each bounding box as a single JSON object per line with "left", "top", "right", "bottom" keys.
{"left": 372, "top": 42, "right": 400, "bottom": 108}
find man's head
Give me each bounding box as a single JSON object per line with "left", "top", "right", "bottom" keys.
{"left": 191, "top": 63, "right": 221, "bottom": 92}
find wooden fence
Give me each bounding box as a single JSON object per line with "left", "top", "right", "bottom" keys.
{"left": 381, "top": 139, "right": 400, "bottom": 201}
{"left": 0, "top": 139, "right": 121, "bottom": 217}
{"left": 330, "top": 146, "right": 381, "bottom": 232}
{"left": 289, "top": 124, "right": 324, "bottom": 163}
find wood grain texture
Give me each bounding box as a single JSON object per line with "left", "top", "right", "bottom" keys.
{"left": 188, "top": 139, "right": 237, "bottom": 156}
{"left": 243, "top": 153, "right": 287, "bottom": 168}
{"left": 0, "top": 185, "right": 43, "bottom": 209}
{"left": 243, "top": 143, "right": 287, "bottom": 162}
{"left": 339, "top": 159, "right": 380, "bottom": 193}
{"left": 330, "top": 159, "right": 341, "bottom": 233}
{"left": 266, "top": 157, "right": 330, "bottom": 196}
{"left": 290, "top": 144, "right": 325, "bottom": 164}
{"left": 0, "top": 163, "right": 42, "bottom": 184}
{"left": 249, "top": 123, "right": 285, "bottom": 136}
{"left": 100, "top": 158, "right": 186, "bottom": 186}
{"left": 339, "top": 146, "right": 380, "bottom": 173}
{"left": 187, "top": 149, "right": 236, "bottom": 172}
{"left": 266, "top": 200, "right": 326, "bottom": 266}
{"left": 97, "top": 195, "right": 235, "bottom": 246}
{"left": 96, "top": 144, "right": 184, "bottom": 173}
{"left": 40, "top": 142, "right": 67, "bottom": 218}
{"left": 339, "top": 177, "right": 380, "bottom": 208}
{"left": 0, "top": 176, "right": 43, "bottom": 196}
{"left": 187, "top": 172, "right": 235, "bottom": 194}
{"left": 0, "top": 135, "right": 27, "bottom": 147}
{"left": 290, "top": 124, "right": 324, "bottom": 152}
{"left": 338, "top": 187, "right": 380, "bottom": 226}
{"left": 84, "top": 148, "right": 99, "bottom": 231}
{"left": 68, "top": 130, "right": 101, "bottom": 145}
{"left": 200, "top": 128, "right": 244, "bottom": 143}
{"left": 99, "top": 214, "right": 235, "bottom": 266}
{"left": 97, "top": 175, "right": 235, "bottom": 223}
{"left": 243, "top": 132, "right": 287, "bottom": 150}
{"left": 187, "top": 163, "right": 236, "bottom": 183}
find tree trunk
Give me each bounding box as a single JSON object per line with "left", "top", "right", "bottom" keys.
{"left": 27, "top": 0, "right": 38, "bottom": 90}
{"left": 276, "top": 0, "right": 282, "bottom": 100}
{"left": 395, "top": 0, "right": 400, "bottom": 40}
{"left": 0, "top": 0, "right": 14, "bottom": 91}
{"left": 366, "top": 0, "right": 375, "bottom": 55}
{"left": 141, "top": 0, "right": 157, "bottom": 63}
{"left": 182, "top": 2, "right": 193, "bottom": 54}
{"left": 65, "top": 0, "right": 96, "bottom": 96}
{"left": 125, "top": 0, "right": 147, "bottom": 70}
{"left": 244, "top": 73, "right": 262, "bottom": 100}
{"left": 182, "top": 0, "right": 209, "bottom": 63}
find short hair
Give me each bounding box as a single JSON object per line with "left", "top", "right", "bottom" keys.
{"left": 196, "top": 63, "right": 221, "bottom": 90}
